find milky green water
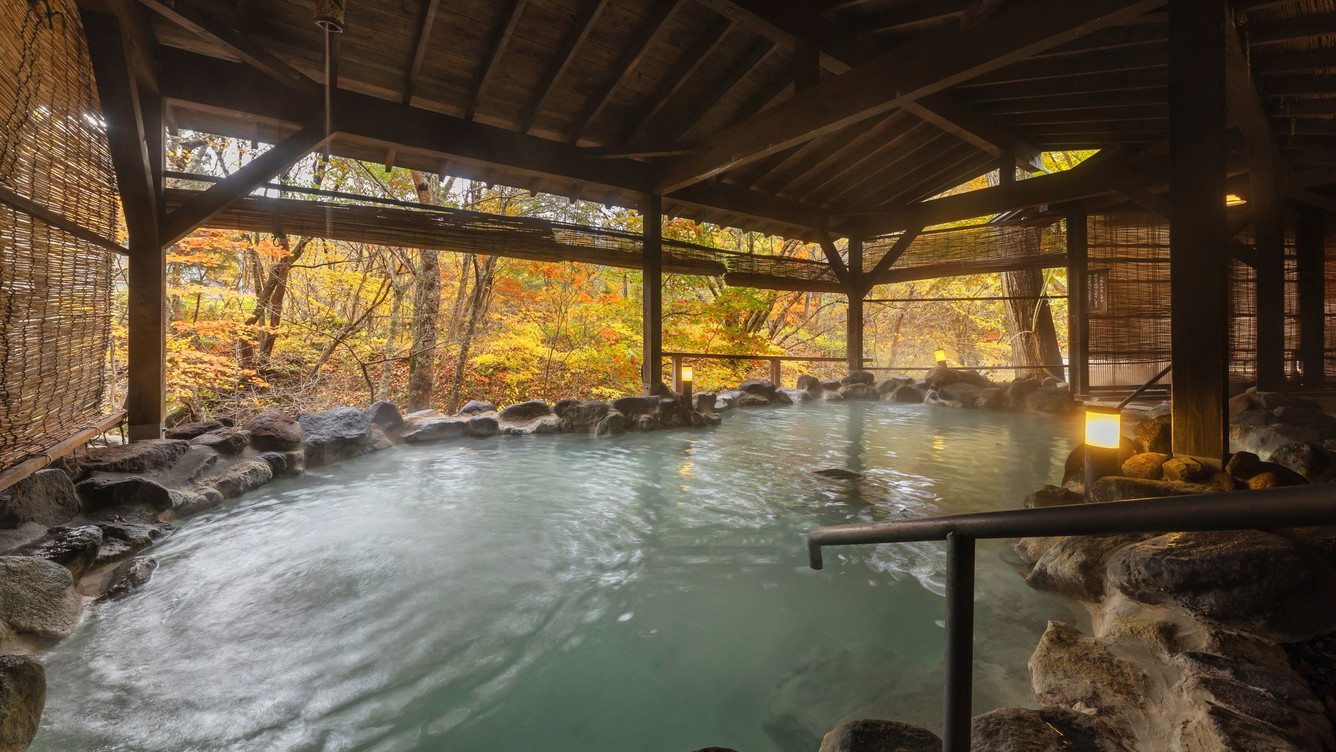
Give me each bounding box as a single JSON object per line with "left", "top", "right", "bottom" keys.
{"left": 33, "top": 401, "right": 1083, "bottom": 752}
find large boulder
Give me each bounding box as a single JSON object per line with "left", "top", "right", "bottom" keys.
{"left": 1006, "top": 378, "right": 1042, "bottom": 410}
{"left": 299, "top": 407, "right": 373, "bottom": 466}
{"left": 0, "top": 556, "right": 81, "bottom": 642}
{"left": 1268, "top": 442, "right": 1336, "bottom": 483}
{"left": 1029, "top": 621, "right": 1145, "bottom": 726}
{"left": 94, "top": 521, "right": 172, "bottom": 566}
{"left": 209, "top": 459, "right": 274, "bottom": 499}
{"left": 837, "top": 383, "right": 879, "bottom": 401}
{"left": 1087, "top": 476, "right": 1218, "bottom": 503}
{"left": 840, "top": 371, "right": 876, "bottom": 386}
{"left": 656, "top": 398, "right": 687, "bottom": 428}
{"left": 0, "top": 469, "right": 79, "bottom": 528}
{"left": 75, "top": 475, "right": 177, "bottom": 512}
{"left": 940, "top": 382, "right": 982, "bottom": 405}
{"left": 819, "top": 719, "right": 941, "bottom": 752}
{"left": 1176, "top": 651, "right": 1334, "bottom": 752}
{"left": 924, "top": 366, "right": 960, "bottom": 388}
{"left": 778, "top": 386, "right": 812, "bottom": 403}
{"left": 0, "top": 655, "right": 44, "bottom": 752}
{"left": 556, "top": 400, "right": 611, "bottom": 431}
{"left": 244, "top": 409, "right": 303, "bottom": 451}
{"left": 1231, "top": 423, "right": 1329, "bottom": 462}
{"left": 163, "top": 420, "right": 227, "bottom": 440}
{"left": 1025, "top": 533, "right": 1154, "bottom": 602}
{"left": 399, "top": 411, "right": 468, "bottom": 443}
{"left": 467, "top": 416, "right": 499, "bottom": 438}
{"left": 363, "top": 400, "right": 404, "bottom": 431}
{"left": 611, "top": 396, "right": 655, "bottom": 416}
{"left": 78, "top": 440, "right": 189, "bottom": 474}
{"left": 797, "top": 374, "right": 822, "bottom": 395}
{"left": 1024, "top": 386, "right": 1075, "bottom": 414}
{"left": 736, "top": 392, "right": 772, "bottom": 408}
{"left": 971, "top": 707, "right": 1114, "bottom": 752}
{"left": 190, "top": 427, "right": 250, "bottom": 455}
{"left": 10, "top": 526, "right": 103, "bottom": 580}
{"left": 593, "top": 411, "right": 628, "bottom": 438}
{"left": 458, "top": 400, "right": 496, "bottom": 416}
{"left": 887, "top": 383, "right": 924, "bottom": 404}
{"left": 738, "top": 380, "right": 778, "bottom": 399}
{"left": 1109, "top": 530, "right": 1336, "bottom": 641}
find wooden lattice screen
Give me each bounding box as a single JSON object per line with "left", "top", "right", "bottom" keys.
{"left": 0, "top": 0, "right": 117, "bottom": 472}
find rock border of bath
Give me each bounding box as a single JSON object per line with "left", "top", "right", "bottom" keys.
{"left": 0, "top": 366, "right": 1080, "bottom": 751}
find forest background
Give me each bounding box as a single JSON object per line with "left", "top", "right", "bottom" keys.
{"left": 109, "top": 132, "right": 1085, "bottom": 422}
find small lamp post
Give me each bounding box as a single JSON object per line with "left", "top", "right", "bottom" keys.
{"left": 934, "top": 348, "right": 949, "bottom": 367}
{"left": 1083, "top": 404, "right": 1122, "bottom": 500}
{"left": 680, "top": 365, "right": 694, "bottom": 411}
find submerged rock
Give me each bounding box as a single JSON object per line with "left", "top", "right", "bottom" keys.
{"left": 812, "top": 468, "right": 864, "bottom": 481}
{"left": 819, "top": 719, "right": 941, "bottom": 752}
{"left": 0, "top": 655, "right": 45, "bottom": 752}
{"left": 0, "top": 469, "right": 79, "bottom": 528}
{"left": 94, "top": 521, "right": 172, "bottom": 566}
{"left": 0, "top": 556, "right": 81, "bottom": 642}
{"left": 101, "top": 557, "right": 159, "bottom": 600}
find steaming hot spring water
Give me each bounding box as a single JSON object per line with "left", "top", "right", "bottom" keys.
{"left": 33, "top": 401, "right": 1084, "bottom": 752}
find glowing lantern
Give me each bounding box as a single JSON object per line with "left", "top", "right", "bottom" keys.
{"left": 1084, "top": 406, "right": 1121, "bottom": 449}
{"left": 934, "top": 349, "right": 948, "bottom": 366}
{"left": 681, "top": 365, "right": 694, "bottom": 383}
{"left": 1225, "top": 194, "right": 1247, "bottom": 206}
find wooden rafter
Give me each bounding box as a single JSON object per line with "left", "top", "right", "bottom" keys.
{"left": 655, "top": 0, "right": 1160, "bottom": 194}
{"left": 619, "top": 19, "right": 736, "bottom": 143}
{"left": 465, "top": 0, "right": 529, "bottom": 121}
{"left": 133, "top": 0, "right": 317, "bottom": 96}
{"left": 860, "top": 225, "right": 923, "bottom": 294}
{"left": 815, "top": 229, "right": 853, "bottom": 288}
{"left": 519, "top": 0, "right": 612, "bottom": 135}
{"left": 662, "top": 39, "right": 777, "bottom": 142}
{"left": 566, "top": 0, "right": 682, "bottom": 144}
{"left": 402, "top": 0, "right": 442, "bottom": 105}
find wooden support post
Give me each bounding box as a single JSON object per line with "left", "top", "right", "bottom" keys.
{"left": 84, "top": 9, "right": 166, "bottom": 441}
{"left": 1297, "top": 208, "right": 1326, "bottom": 387}
{"left": 1169, "top": 0, "right": 1229, "bottom": 465}
{"left": 846, "top": 237, "right": 865, "bottom": 372}
{"left": 671, "top": 354, "right": 683, "bottom": 393}
{"left": 642, "top": 193, "right": 664, "bottom": 392}
{"left": 1066, "top": 211, "right": 1090, "bottom": 395}
{"left": 1254, "top": 194, "right": 1286, "bottom": 391}
{"left": 770, "top": 357, "right": 783, "bottom": 387}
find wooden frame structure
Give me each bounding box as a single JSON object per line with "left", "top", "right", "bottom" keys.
{"left": 61, "top": 0, "right": 1336, "bottom": 465}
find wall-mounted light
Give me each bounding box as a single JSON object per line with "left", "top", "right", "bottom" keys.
{"left": 1225, "top": 194, "right": 1247, "bottom": 206}
{"left": 934, "top": 348, "right": 948, "bottom": 367}
{"left": 1083, "top": 404, "right": 1122, "bottom": 500}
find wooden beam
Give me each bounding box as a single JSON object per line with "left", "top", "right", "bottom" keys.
{"left": 133, "top": 0, "right": 317, "bottom": 96}
{"left": 464, "top": 0, "right": 528, "bottom": 121}
{"left": 860, "top": 225, "right": 923, "bottom": 294}
{"left": 520, "top": 0, "right": 611, "bottom": 135}
{"left": 0, "top": 184, "right": 127, "bottom": 255}
{"left": 159, "top": 124, "right": 329, "bottom": 246}
{"left": 662, "top": 39, "right": 776, "bottom": 141}
{"left": 656, "top": 0, "right": 1162, "bottom": 194}
{"left": 846, "top": 237, "right": 864, "bottom": 371}
{"left": 1226, "top": 17, "right": 1285, "bottom": 390}
{"left": 402, "top": 0, "right": 442, "bottom": 105}
{"left": 1169, "top": 0, "right": 1229, "bottom": 464}
{"left": 1066, "top": 211, "right": 1089, "bottom": 394}
{"left": 904, "top": 97, "right": 1044, "bottom": 173}
{"left": 642, "top": 193, "right": 664, "bottom": 391}
{"left": 619, "top": 20, "right": 736, "bottom": 143}
{"left": 1296, "top": 208, "right": 1326, "bottom": 386}
{"left": 1250, "top": 12, "right": 1336, "bottom": 46}
{"left": 816, "top": 230, "right": 853, "bottom": 288}
{"left": 566, "top": 0, "right": 681, "bottom": 144}
{"left": 83, "top": 8, "right": 165, "bottom": 440}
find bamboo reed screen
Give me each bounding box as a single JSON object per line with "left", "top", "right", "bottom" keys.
{"left": 0, "top": 0, "right": 116, "bottom": 472}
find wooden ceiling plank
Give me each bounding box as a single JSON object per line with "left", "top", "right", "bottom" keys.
{"left": 134, "top": 0, "right": 318, "bottom": 96}
{"left": 464, "top": 0, "right": 529, "bottom": 121}
{"left": 401, "top": 0, "right": 443, "bottom": 106}
{"left": 619, "top": 19, "right": 736, "bottom": 142}
{"left": 519, "top": 0, "right": 614, "bottom": 135}
{"left": 664, "top": 39, "right": 778, "bottom": 142}
{"left": 565, "top": 0, "right": 682, "bottom": 145}
{"left": 655, "top": 0, "right": 1162, "bottom": 194}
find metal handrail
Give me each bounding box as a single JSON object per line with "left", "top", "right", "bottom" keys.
{"left": 1115, "top": 363, "right": 1172, "bottom": 409}
{"left": 805, "top": 484, "right": 1336, "bottom": 752}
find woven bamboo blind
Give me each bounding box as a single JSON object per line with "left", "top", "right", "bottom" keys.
{"left": 0, "top": 0, "right": 116, "bottom": 472}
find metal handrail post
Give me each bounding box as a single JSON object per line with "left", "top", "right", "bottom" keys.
{"left": 943, "top": 532, "right": 975, "bottom": 752}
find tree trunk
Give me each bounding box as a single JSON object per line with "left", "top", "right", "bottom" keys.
{"left": 1001, "top": 227, "right": 1064, "bottom": 381}
{"left": 407, "top": 171, "right": 442, "bottom": 411}
{"left": 445, "top": 254, "right": 496, "bottom": 412}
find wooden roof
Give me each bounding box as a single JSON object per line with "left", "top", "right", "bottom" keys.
{"left": 134, "top": 0, "right": 1336, "bottom": 240}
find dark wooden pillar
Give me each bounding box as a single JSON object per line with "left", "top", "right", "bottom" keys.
{"left": 642, "top": 192, "right": 663, "bottom": 392}
{"left": 1169, "top": 0, "right": 1230, "bottom": 465}
{"left": 1254, "top": 197, "right": 1286, "bottom": 391}
{"left": 1297, "top": 208, "right": 1326, "bottom": 387}
{"left": 846, "top": 237, "right": 864, "bottom": 371}
{"left": 1066, "top": 211, "right": 1090, "bottom": 395}
{"left": 84, "top": 9, "right": 166, "bottom": 440}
